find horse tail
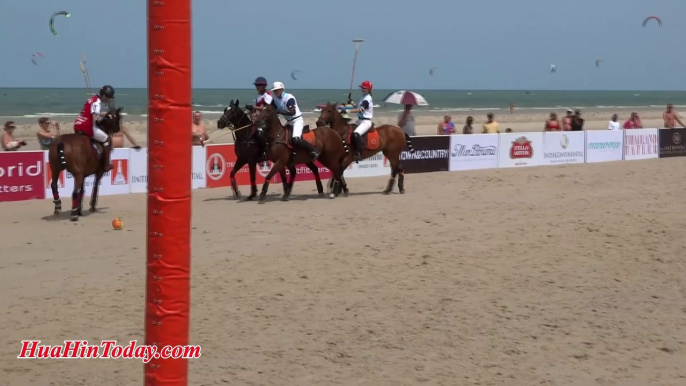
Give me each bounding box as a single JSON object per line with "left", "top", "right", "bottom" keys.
{"left": 57, "top": 142, "right": 67, "bottom": 168}
{"left": 404, "top": 133, "right": 416, "bottom": 153}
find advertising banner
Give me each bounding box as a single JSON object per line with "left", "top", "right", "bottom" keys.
{"left": 129, "top": 146, "right": 206, "bottom": 193}
{"left": 498, "top": 132, "right": 544, "bottom": 168}
{"left": 542, "top": 131, "right": 585, "bottom": 165}
{"left": 400, "top": 136, "right": 450, "bottom": 173}
{"left": 206, "top": 144, "right": 276, "bottom": 188}
{"left": 273, "top": 161, "right": 333, "bottom": 183}
{"left": 658, "top": 128, "right": 686, "bottom": 158}
{"left": 585, "top": 130, "right": 624, "bottom": 163}
{"left": 624, "top": 128, "right": 659, "bottom": 160}
{"left": 449, "top": 134, "right": 499, "bottom": 171}
{"left": 344, "top": 151, "right": 390, "bottom": 178}
{"left": 0, "top": 151, "right": 45, "bottom": 202}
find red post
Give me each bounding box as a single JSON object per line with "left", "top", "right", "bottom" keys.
{"left": 145, "top": 1, "right": 192, "bottom": 385}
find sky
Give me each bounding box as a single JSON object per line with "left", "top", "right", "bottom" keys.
{"left": 0, "top": 0, "right": 684, "bottom": 90}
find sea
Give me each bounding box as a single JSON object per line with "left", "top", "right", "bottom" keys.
{"left": 1, "top": 88, "right": 685, "bottom": 120}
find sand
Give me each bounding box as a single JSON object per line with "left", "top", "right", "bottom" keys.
{"left": 1, "top": 157, "right": 685, "bottom": 385}
{"left": 7, "top": 108, "right": 679, "bottom": 151}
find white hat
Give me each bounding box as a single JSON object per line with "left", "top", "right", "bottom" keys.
{"left": 271, "top": 81, "right": 285, "bottom": 91}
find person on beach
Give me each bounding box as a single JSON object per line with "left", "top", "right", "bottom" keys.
{"left": 608, "top": 114, "right": 621, "bottom": 130}
{"left": 112, "top": 125, "right": 141, "bottom": 149}
{"left": 571, "top": 109, "right": 584, "bottom": 131}
{"left": 544, "top": 112, "right": 561, "bottom": 131}
{"left": 562, "top": 109, "right": 573, "bottom": 131}
{"left": 36, "top": 117, "right": 61, "bottom": 150}
{"left": 192, "top": 111, "right": 208, "bottom": 146}
{"left": 462, "top": 116, "right": 474, "bottom": 134}
{"left": 482, "top": 113, "right": 500, "bottom": 134}
{"left": 663, "top": 104, "right": 685, "bottom": 128}
{"left": 505, "top": 128, "right": 513, "bottom": 133}
{"left": 437, "top": 115, "right": 455, "bottom": 135}
{"left": 346, "top": 80, "right": 374, "bottom": 162}
{"left": 510, "top": 103, "right": 515, "bottom": 114}
{"left": 74, "top": 85, "right": 116, "bottom": 171}
{"left": 623, "top": 112, "right": 643, "bottom": 129}
{"left": 1, "top": 121, "right": 27, "bottom": 151}
{"left": 398, "top": 104, "right": 415, "bottom": 136}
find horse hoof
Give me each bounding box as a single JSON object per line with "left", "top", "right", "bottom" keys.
{"left": 399, "top": 189, "right": 405, "bottom": 194}
{"left": 383, "top": 190, "right": 391, "bottom": 195}
{"left": 70, "top": 216, "right": 79, "bottom": 222}
{"left": 246, "top": 195, "right": 256, "bottom": 201}
{"left": 280, "top": 195, "right": 289, "bottom": 202}
{"left": 328, "top": 193, "right": 336, "bottom": 199}
{"left": 233, "top": 191, "right": 241, "bottom": 200}
{"left": 258, "top": 194, "right": 266, "bottom": 203}
{"left": 89, "top": 207, "right": 96, "bottom": 213}
{"left": 343, "top": 190, "right": 349, "bottom": 197}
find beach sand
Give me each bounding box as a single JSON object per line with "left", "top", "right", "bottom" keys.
{"left": 7, "top": 108, "right": 677, "bottom": 151}
{"left": 1, "top": 158, "right": 685, "bottom": 385}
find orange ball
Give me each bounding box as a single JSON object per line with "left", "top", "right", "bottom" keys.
{"left": 112, "top": 218, "right": 123, "bottom": 230}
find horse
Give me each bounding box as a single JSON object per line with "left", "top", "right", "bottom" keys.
{"left": 253, "top": 104, "right": 346, "bottom": 202}
{"left": 316, "top": 103, "right": 415, "bottom": 194}
{"left": 217, "top": 100, "right": 325, "bottom": 200}
{"left": 48, "top": 107, "right": 123, "bottom": 221}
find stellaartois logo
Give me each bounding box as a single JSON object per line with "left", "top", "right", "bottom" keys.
{"left": 510, "top": 136, "right": 533, "bottom": 159}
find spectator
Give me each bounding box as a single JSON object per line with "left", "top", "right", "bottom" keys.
{"left": 663, "top": 104, "right": 685, "bottom": 128}
{"left": 608, "top": 114, "right": 621, "bottom": 130}
{"left": 1, "top": 121, "right": 27, "bottom": 151}
{"left": 398, "top": 104, "right": 415, "bottom": 136}
{"left": 36, "top": 117, "right": 61, "bottom": 150}
{"left": 623, "top": 112, "right": 643, "bottom": 129}
{"left": 482, "top": 113, "right": 500, "bottom": 134}
{"left": 437, "top": 115, "right": 455, "bottom": 135}
{"left": 509, "top": 102, "right": 515, "bottom": 114}
{"left": 544, "top": 112, "right": 561, "bottom": 131}
{"left": 192, "top": 111, "right": 208, "bottom": 146}
{"left": 112, "top": 124, "right": 141, "bottom": 149}
{"left": 505, "top": 128, "right": 513, "bottom": 133}
{"left": 462, "top": 116, "right": 474, "bottom": 134}
{"left": 571, "top": 109, "right": 584, "bottom": 131}
{"left": 562, "top": 109, "right": 573, "bottom": 131}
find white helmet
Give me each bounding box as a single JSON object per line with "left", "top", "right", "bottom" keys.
{"left": 271, "top": 81, "right": 285, "bottom": 91}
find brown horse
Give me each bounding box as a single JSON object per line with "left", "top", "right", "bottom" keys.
{"left": 316, "top": 103, "right": 415, "bottom": 194}
{"left": 48, "top": 108, "right": 123, "bottom": 220}
{"left": 253, "top": 104, "right": 346, "bottom": 202}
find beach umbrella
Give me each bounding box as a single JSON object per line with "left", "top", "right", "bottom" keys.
{"left": 383, "top": 90, "right": 429, "bottom": 106}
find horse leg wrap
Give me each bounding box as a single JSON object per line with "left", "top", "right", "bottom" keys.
{"left": 385, "top": 177, "right": 396, "bottom": 193}
{"left": 72, "top": 192, "right": 79, "bottom": 210}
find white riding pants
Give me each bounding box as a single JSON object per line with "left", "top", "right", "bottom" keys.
{"left": 289, "top": 117, "right": 304, "bottom": 139}
{"left": 354, "top": 119, "right": 373, "bottom": 136}
{"left": 92, "top": 126, "right": 109, "bottom": 144}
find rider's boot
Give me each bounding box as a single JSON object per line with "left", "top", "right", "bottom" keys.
{"left": 297, "top": 138, "right": 320, "bottom": 161}
{"left": 352, "top": 132, "right": 364, "bottom": 163}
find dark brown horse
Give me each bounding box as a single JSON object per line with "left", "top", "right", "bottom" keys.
{"left": 253, "top": 104, "right": 346, "bottom": 202}
{"left": 316, "top": 103, "right": 415, "bottom": 194}
{"left": 217, "top": 99, "right": 325, "bottom": 200}
{"left": 48, "top": 107, "right": 123, "bottom": 221}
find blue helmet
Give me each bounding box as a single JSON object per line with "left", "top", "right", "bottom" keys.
{"left": 253, "top": 77, "right": 267, "bottom": 86}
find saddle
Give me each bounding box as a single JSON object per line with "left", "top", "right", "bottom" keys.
{"left": 347, "top": 123, "right": 380, "bottom": 151}
{"left": 76, "top": 132, "right": 104, "bottom": 159}
{"left": 284, "top": 124, "right": 315, "bottom": 149}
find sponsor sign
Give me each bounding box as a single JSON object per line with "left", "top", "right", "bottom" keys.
{"left": 498, "top": 132, "right": 544, "bottom": 168}
{"left": 449, "top": 134, "right": 499, "bottom": 171}
{"left": 659, "top": 128, "right": 686, "bottom": 158}
{"left": 273, "top": 161, "right": 333, "bottom": 183}
{"left": 542, "top": 131, "right": 585, "bottom": 165}
{"left": 206, "top": 144, "right": 275, "bottom": 188}
{"left": 400, "top": 136, "right": 450, "bottom": 173}
{"left": 129, "top": 146, "right": 207, "bottom": 193}
{"left": 0, "top": 151, "right": 45, "bottom": 202}
{"left": 586, "top": 130, "right": 624, "bottom": 163}
{"left": 344, "top": 151, "right": 390, "bottom": 178}
{"left": 44, "top": 149, "right": 130, "bottom": 199}
{"left": 624, "top": 128, "right": 658, "bottom": 160}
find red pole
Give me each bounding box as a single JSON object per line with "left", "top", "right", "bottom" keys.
{"left": 145, "top": 1, "right": 192, "bottom": 385}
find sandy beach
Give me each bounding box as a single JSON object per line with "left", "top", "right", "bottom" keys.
{"left": 6, "top": 107, "right": 679, "bottom": 151}
{"left": 1, "top": 157, "right": 685, "bottom": 385}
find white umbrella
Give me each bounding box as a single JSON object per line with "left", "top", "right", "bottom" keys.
{"left": 383, "top": 90, "right": 429, "bottom": 106}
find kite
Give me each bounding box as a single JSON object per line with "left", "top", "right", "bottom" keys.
{"left": 550, "top": 64, "right": 556, "bottom": 73}
{"left": 31, "top": 53, "right": 45, "bottom": 66}
{"left": 290, "top": 70, "right": 301, "bottom": 81}
{"left": 595, "top": 59, "right": 603, "bottom": 68}
{"left": 642, "top": 16, "right": 662, "bottom": 28}
{"left": 429, "top": 67, "right": 436, "bottom": 76}
{"left": 50, "top": 11, "right": 71, "bottom": 36}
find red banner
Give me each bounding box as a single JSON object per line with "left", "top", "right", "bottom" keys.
{"left": 205, "top": 144, "right": 272, "bottom": 188}
{"left": 0, "top": 152, "right": 45, "bottom": 202}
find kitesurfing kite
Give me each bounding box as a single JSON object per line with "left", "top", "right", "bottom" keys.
{"left": 550, "top": 64, "right": 557, "bottom": 73}
{"left": 429, "top": 67, "right": 436, "bottom": 76}
{"left": 50, "top": 11, "right": 71, "bottom": 36}
{"left": 290, "top": 70, "right": 301, "bottom": 81}
{"left": 642, "top": 16, "right": 662, "bottom": 28}
{"left": 31, "top": 53, "right": 45, "bottom": 66}
{"left": 595, "top": 59, "right": 603, "bottom": 68}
